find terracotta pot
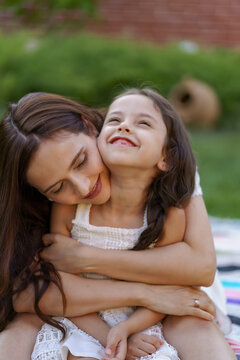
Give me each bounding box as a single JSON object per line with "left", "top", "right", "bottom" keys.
{"left": 169, "top": 78, "right": 220, "bottom": 128}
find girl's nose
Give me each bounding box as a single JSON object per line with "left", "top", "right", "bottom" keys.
{"left": 117, "top": 122, "right": 132, "bottom": 134}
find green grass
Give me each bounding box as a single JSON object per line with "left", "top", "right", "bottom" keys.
{"left": 190, "top": 131, "right": 240, "bottom": 219}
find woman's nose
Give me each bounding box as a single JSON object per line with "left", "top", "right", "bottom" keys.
{"left": 72, "top": 174, "right": 91, "bottom": 197}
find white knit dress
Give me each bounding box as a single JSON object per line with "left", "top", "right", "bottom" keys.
{"left": 31, "top": 171, "right": 226, "bottom": 360}
{"left": 32, "top": 203, "right": 180, "bottom": 360}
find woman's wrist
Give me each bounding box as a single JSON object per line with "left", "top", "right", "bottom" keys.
{"left": 70, "top": 244, "right": 97, "bottom": 273}
{"left": 77, "top": 245, "right": 106, "bottom": 273}
{"left": 134, "top": 283, "right": 154, "bottom": 309}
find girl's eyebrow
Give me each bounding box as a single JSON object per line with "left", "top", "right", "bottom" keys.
{"left": 43, "top": 146, "right": 84, "bottom": 193}
{"left": 107, "top": 111, "right": 122, "bottom": 116}
{"left": 107, "top": 111, "right": 157, "bottom": 122}
{"left": 137, "top": 113, "right": 157, "bottom": 122}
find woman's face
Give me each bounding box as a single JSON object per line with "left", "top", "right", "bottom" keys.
{"left": 26, "top": 131, "right": 111, "bottom": 205}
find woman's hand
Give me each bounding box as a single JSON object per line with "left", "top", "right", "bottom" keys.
{"left": 41, "top": 233, "right": 88, "bottom": 273}
{"left": 142, "top": 285, "right": 216, "bottom": 321}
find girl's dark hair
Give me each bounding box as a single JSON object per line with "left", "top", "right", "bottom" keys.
{"left": 0, "top": 93, "right": 103, "bottom": 333}
{"left": 116, "top": 88, "right": 196, "bottom": 250}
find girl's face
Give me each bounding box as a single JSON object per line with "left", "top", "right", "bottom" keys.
{"left": 26, "top": 131, "right": 111, "bottom": 205}
{"left": 98, "top": 94, "right": 168, "bottom": 172}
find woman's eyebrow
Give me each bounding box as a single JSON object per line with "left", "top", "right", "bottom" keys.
{"left": 69, "top": 146, "right": 84, "bottom": 169}
{"left": 43, "top": 146, "right": 84, "bottom": 194}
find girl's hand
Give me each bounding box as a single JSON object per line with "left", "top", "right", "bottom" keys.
{"left": 143, "top": 285, "right": 216, "bottom": 321}
{"left": 41, "top": 233, "right": 88, "bottom": 273}
{"left": 126, "top": 333, "right": 163, "bottom": 360}
{"left": 103, "top": 322, "right": 128, "bottom": 360}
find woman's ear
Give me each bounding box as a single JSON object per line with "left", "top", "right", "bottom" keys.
{"left": 90, "top": 125, "right": 99, "bottom": 137}
{"left": 82, "top": 116, "right": 99, "bottom": 137}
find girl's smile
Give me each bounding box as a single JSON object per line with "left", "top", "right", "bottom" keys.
{"left": 109, "top": 136, "right": 137, "bottom": 147}
{"left": 98, "top": 94, "right": 168, "bottom": 172}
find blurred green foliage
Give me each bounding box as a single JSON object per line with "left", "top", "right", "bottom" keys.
{"left": 191, "top": 131, "right": 240, "bottom": 218}
{"left": 0, "top": 0, "right": 98, "bottom": 25}
{"left": 0, "top": 32, "right": 239, "bottom": 129}
{"left": 1, "top": 0, "right": 98, "bottom": 13}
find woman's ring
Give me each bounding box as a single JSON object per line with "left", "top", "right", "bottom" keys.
{"left": 193, "top": 299, "right": 200, "bottom": 308}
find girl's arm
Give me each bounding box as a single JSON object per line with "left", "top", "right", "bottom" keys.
{"left": 104, "top": 309, "right": 165, "bottom": 360}
{"left": 50, "top": 202, "right": 111, "bottom": 347}
{"left": 41, "top": 196, "right": 216, "bottom": 286}
{"left": 103, "top": 208, "right": 185, "bottom": 359}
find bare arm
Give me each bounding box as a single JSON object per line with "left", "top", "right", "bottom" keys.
{"left": 102, "top": 209, "right": 185, "bottom": 360}
{"left": 15, "top": 201, "right": 215, "bottom": 321}
{"left": 50, "top": 202, "right": 111, "bottom": 346}
{"left": 14, "top": 273, "right": 215, "bottom": 321}
{"left": 120, "top": 308, "right": 165, "bottom": 335}
{"left": 42, "top": 196, "right": 216, "bottom": 286}
{"left": 103, "top": 308, "right": 165, "bottom": 360}
{"left": 0, "top": 314, "right": 42, "bottom": 360}
{"left": 87, "top": 196, "right": 215, "bottom": 286}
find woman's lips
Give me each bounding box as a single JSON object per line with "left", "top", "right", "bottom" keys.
{"left": 83, "top": 175, "right": 102, "bottom": 199}
{"left": 110, "top": 136, "right": 137, "bottom": 147}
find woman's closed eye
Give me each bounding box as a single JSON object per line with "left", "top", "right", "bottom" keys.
{"left": 75, "top": 155, "right": 87, "bottom": 169}
{"left": 52, "top": 182, "right": 63, "bottom": 194}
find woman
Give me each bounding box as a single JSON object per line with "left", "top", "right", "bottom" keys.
{"left": 0, "top": 92, "right": 233, "bottom": 360}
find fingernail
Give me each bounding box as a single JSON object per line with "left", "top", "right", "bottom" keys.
{"left": 105, "top": 348, "right": 111, "bottom": 355}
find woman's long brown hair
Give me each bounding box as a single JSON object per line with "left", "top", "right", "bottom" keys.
{"left": 115, "top": 89, "right": 196, "bottom": 250}
{"left": 0, "top": 93, "right": 103, "bottom": 334}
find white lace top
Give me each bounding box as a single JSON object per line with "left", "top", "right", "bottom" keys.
{"left": 71, "top": 169, "right": 202, "bottom": 253}
{"left": 192, "top": 169, "right": 203, "bottom": 197}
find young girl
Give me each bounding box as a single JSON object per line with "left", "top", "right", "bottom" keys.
{"left": 2, "top": 91, "right": 233, "bottom": 358}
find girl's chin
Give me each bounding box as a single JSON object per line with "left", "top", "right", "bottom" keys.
{"left": 88, "top": 192, "right": 111, "bottom": 205}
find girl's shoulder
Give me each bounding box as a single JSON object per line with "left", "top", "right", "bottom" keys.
{"left": 51, "top": 202, "right": 77, "bottom": 235}
{"left": 192, "top": 169, "right": 203, "bottom": 197}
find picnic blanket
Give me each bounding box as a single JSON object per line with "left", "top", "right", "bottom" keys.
{"left": 211, "top": 217, "right": 240, "bottom": 358}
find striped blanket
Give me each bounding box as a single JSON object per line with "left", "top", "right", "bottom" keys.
{"left": 211, "top": 217, "right": 240, "bottom": 358}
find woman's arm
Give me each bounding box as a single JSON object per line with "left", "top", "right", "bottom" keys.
{"left": 14, "top": 272, "right": 215, "bottom": 321}
{"left": 90, "top": 196, "right": 216, "bottom": 286}
{"left": 41, "top": 196, "right": 216, "bottom": 286}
